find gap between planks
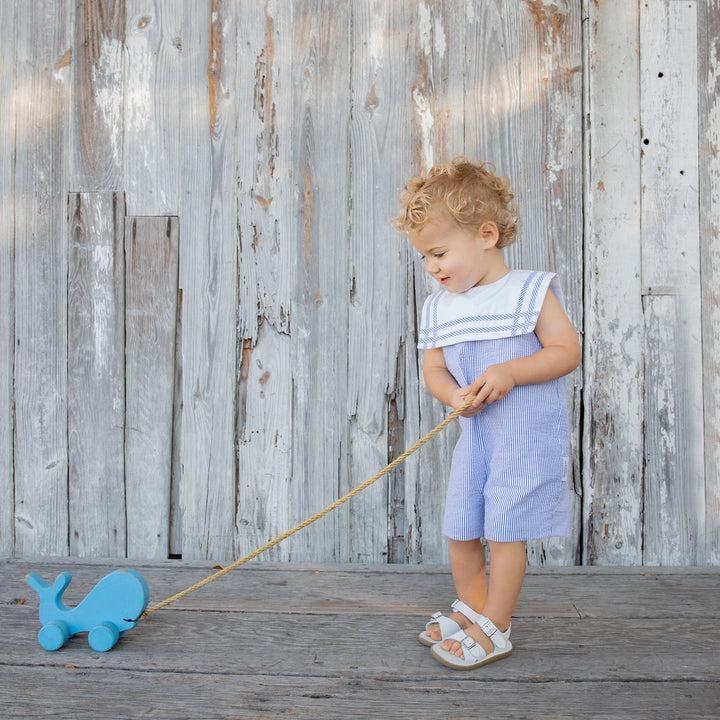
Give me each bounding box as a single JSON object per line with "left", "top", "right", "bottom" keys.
{"left": 159, "top": 597, "right": 580, "bottom": 618}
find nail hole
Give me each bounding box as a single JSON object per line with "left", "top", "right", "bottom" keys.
{"left": 643, "top": 138, "right": 650, "bottom": 145}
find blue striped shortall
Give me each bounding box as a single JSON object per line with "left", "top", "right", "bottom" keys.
{"left": 418, "top": 270, "right": 572, "bottom": 542}
{"left": 442, "top": 336, "right": 570, "bottom": 541}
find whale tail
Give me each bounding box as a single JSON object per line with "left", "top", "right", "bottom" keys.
{"left": 26, "top": 572, "right": 72, "bottom": 611}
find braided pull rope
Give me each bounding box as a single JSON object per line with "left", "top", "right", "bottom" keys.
{"left": 140, "top": 395, "right": 475, "bottom": 620}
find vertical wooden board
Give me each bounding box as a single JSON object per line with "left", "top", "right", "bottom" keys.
{"left": 235, "top": 325, "right": 292, "bottom": 560}
{"left": 177, "top": 0, "right": 238, "bottom": 560}
{"left": 236, "top": 0, "right": 293, "bottom": 342}
{"left": 234, "top": 0, "right": 294, "bottom": 560}
{"left": 396, "top": 2, "right": 495, "bottom": 563}
{"left": 640, "top": 0, "right": 703, "bottom": 564}
{"left": 13, "top": 1, "right": 72, "bottom": 556}
{"left": 288, "top": 0, "right": 350, "bottom": 562}
{"left": 516, "top": 0, "right": 583, "bottom": 319}
{"left": 402, "top": 1, "right": 467, "bottom": 564}
{"left": 125, "top": 216, "right": 179, "bottom": 559}
{"left": 463, "top": 0, "right": 522, "bottom": 211}
{"left": 516, "top": 1, "right": 581, "bottom": 274}
{"left": 67, "top": 192, "right": 126, "bottom": 557}
{"left": 640, "top": 1, "right": 700, "bottom": 291}
{"left": 0, "top": 1, "right": 16, "bottom": 553}
{"left": 345, "top": 0, "right": 413, "bottom": 563}
{"left": 409, "top": 0, "right": 465, "bottom": 172}
{"left": 124, "top": 0, "right": 182, "bottom": 215}
{"left": 643, "top": 295, "right": 704, "bottom": 564}
{"left": 583, "top": 0, "right": 644, "bottom": 565}
{"left": 70, "top": 0, "right": 125, "bottom": 190}
{"left": 698, "top": 0, "right": 720, "bottom": 565}
{"left": 517, "top": 0, "right": 583, "bottom": 566}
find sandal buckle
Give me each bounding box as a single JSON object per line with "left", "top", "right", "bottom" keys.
{"left": 478, "top": 617, "right": 498, "bottom": 638}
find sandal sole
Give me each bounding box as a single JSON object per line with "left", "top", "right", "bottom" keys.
{"left": 431, "top": 645, "right": 512, "bottom": 670}
{"left": 418, "top": 632, "right": 442, "bottom": 647}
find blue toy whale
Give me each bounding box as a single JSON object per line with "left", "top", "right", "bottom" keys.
{"left": 26, "top": 568, "right": 149, "bottom": 652}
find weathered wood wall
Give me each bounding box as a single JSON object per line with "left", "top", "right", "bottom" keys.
{"left": 0, "top": 0, "right": 717, "bottom": 566}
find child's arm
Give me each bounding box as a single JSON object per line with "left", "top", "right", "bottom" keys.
{"left": 464, "top": 290, "right": 581, "bottom": 408}
{"left": 423, "top": 348, "right": 485, "bottom": 417}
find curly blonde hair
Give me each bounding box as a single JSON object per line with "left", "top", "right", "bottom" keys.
{"left": 391, "top": 157, "right": 519, "bottom": 248}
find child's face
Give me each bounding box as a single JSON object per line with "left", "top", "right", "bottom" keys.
{"left": 407, "top": 211, "right": 505, "bottom": 293}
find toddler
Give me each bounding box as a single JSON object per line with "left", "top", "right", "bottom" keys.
{"left": 392, "top": 157, "right": 581, "bottom": 670}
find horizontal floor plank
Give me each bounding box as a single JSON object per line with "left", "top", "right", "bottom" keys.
{"left": 4, "top": 606, "right": 719, "bottom": 681}
{"left": 0, "top": 666, "right": 718, "bottom": 720}
{"left": 2, "top": 559, "right": 719, "bottom": 720}
{"left": 6, "top": 559, "right": 719, "bottom": 619}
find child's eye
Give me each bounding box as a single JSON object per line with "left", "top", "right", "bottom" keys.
{"left": 433, "top": 252, "right": 445, "bottom": 258}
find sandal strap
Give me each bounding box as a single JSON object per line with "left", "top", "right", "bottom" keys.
{"left": 459, "top": 633, "right": 487, "bottom": 662}
{"left": 425, "top": 612, "right": 461, "bottom": 638}
{"left": 450, "top": 598, "right": 482, "bottom": 624}
{"left": 476, "top": 614, "right": 510, "bottom": 651}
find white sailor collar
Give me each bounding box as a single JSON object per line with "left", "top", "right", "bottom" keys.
{"left": 417, "top": 269, "right": 564, "bottom": 349}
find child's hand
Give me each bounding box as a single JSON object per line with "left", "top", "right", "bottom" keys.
{"left": 466, "top": 363, "right": 516, "bottom": 407}
{"left": 450, "top": 388, "right": 485, "bottom": 417}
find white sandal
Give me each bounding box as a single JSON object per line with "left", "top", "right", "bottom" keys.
{"left": 430, "top": 615, "right": 512, "bottom": 669}
{"left": 418, "top": 599, "right": 482, "bottom": 647}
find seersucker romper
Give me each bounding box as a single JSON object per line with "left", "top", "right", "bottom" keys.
{"left": 418, "top": 270, "right": 572, "bottom": 542}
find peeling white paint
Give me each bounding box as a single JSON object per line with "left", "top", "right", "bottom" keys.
{"left": 418, "top": 3, "right": 432, "bottom": 56}
{"left": 91, "top": 243, "right": 114, "bottom": 372}
{"left": 707, "top": 38, "right": 720, "bottom": 203}
{"left": 433, "top": 16, "right": 446, "bottom": 59}
{"left": 412, "top": 85, "right": 434, "bottom": 171}
{"left": 544, "top": 159, "right": 563, "bottom": 185}
{"left": 92, "top": 36, "right": 123, "bottom": 169}
{"left": 367, "top": 15, "right": 386, "bottom": 66}
{"left": 417, "top": 3, "right": 446, "bottom": 59}
{"left": 124, "top": 32, "right": 152, "bottom": 166}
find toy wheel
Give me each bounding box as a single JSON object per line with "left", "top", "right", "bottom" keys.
{"left": 88, "top": 622, "right": 120, "bottom": 652}
{"left": 38, "top": 620, "right": 70, "bottom": 651}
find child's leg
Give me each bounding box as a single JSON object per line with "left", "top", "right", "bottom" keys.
{"left": 426, "top": 538, "right": 487, "bottom": 641}
{"left": 440, "top": 540, "right": 526, "bottom": 657}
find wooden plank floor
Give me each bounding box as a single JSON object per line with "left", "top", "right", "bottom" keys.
{"left": 1, "top": 557, "right": 719, "bottom": 719}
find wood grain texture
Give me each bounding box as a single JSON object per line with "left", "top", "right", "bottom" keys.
{"left": 640, "top": 1, "right": 703, "bottom": 565}
{"left": 286, "top": 0, "right": 350, "bottom": 562}
{"left": 124, "top": 0, "right": 182, "bottom": 215}
{"left": 71, "top": 0, "right": 125, "bottom": 190}
{"left": 403, "top": 2, "right": 466, "bottom": 565}
{"left": 699, "top": 0, "right": 720, "bottom": 566}
{"left": 464, "top": 0, "right": 522, "bottom": 182}
{"left": 12, "top": 1, "right": 72, "bottom": 555}
{"left": 1, "top": 0, "right": 717, "bottom": 567}
{"left": 3, "top": 560, "right": 720, "bottom": 719}
{"left": 345, "top": 0, "right": 414, "bottom": 563}
{"left": 2, "top": 666, "right": 719, "bottom": 720}
{"left": 125, "top": 216, "right": 179, "bottom": 559}
{"left": 0, "top": 1, "right": 16, "bottom": 554}
{"left": 517, "top": 0, "right": 583, "bottom": 566}
{"left": 67, "top": 193, "right": 126, "bottom": 557}
{"left": 234, "top": 0, "right": 294, "bottom": 561}
{"left": 643, "top": 296, "right": 705, "bottom": 564}
{"left": 177, "top": 0, "right": 238, "bottom": 560}
{"left": 582, "top": 0, "right": 644, "bottom": 565}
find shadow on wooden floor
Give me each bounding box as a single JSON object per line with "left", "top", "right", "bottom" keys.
{"left": 2, "top": 557, "right": 719, "bottom": 719}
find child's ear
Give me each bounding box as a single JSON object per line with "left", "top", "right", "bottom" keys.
{"left": 478, "top": 221, "right": 500, "bottom": 248}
